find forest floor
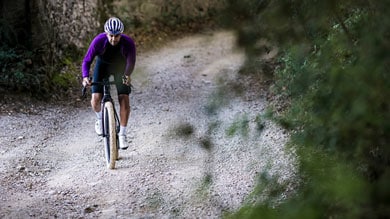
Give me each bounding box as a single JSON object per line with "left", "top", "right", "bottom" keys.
{"left": 0, "top": 30, "right": 297, "bottom": 218}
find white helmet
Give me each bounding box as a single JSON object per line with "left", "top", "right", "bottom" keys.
{"left": 104, "top": 17, "right": 124, "bottom": 35}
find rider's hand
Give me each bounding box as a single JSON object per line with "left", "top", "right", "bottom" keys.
{"left": 123, "top": 75, "right": 131, "bottom": 86}
{"left": 82, "top": 77, "right": 91, "bottom": 87}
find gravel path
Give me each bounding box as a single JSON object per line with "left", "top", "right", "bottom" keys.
{"left": 0, "top": 31, "right": 297, "bottom": 218}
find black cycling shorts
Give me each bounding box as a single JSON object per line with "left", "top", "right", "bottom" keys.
{"left": 91, "top": 58, "right": 131, "bottom": 95}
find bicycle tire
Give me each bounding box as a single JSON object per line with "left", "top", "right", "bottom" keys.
{"left": 103, "top": 102, "right": 118, "bottom": 169}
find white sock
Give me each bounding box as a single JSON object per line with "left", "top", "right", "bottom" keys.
{"left": 119, "top": 126, "right": 127, "bottom": 135}
{"left": 95, "top": 111, "right": 101, "bottom": 119}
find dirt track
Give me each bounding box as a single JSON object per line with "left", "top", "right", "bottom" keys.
{"left": 0, "top": 31, "right": 296, "bottom": 218}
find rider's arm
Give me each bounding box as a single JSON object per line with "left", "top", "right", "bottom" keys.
{"left": 122, "top": 35, "right": 137, "bottom": 77}
{"left": 82, "top": 33, "right": 107, "bottom": 78}
{"left": 81, "top": 46, "right": 96, "bottom": 79}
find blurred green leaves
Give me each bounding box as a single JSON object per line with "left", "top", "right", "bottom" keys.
{"left": 223, "top": 0, "right": 390, "bottom": 218}
{"left": 226, "top": 114, "right": 250, "bottom": 137}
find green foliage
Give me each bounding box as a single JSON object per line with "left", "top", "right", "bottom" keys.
{"left": 223, "top": 0, "right": 390, "bottom": 218}
{"left": 0, "top": 46, "right": 44, "bottom": 92}
{"left": 205, "top": 86, "right": 231, "bottom": 115}
{"left": 195, "top": 173, "right": 213, "bottom": 199}
{"left": 226, "top": 114, "right": 250, "bottom": 137}
{"left": 254, "top": 114, "right": 266, "bottom": 132}
{"left": 0, "top": 44, "right": 80, "bottom": 96}
{"left": 276, "top": 6, "right": 389, "bottom": 178}
{"left": 52, "top": 72, "right": 76, "bottom": 88}
{"left": 230, "top": 148, "right": 368, "bottom": 219}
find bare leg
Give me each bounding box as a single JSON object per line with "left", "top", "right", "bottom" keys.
{"left": 91, "top": 93, "right": 103, "bottom": 113}
{"left": 92, "top": 93, "right": 104, "bottom": 135}
{"left": 118, "top": 94, "right": 130, "bottom": 126}
{"left": 118, "top": 94, "right": 130, "bottom": 149}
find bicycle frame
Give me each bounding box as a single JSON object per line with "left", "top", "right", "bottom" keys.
{"left": 82, "top": 77, "right": 124, "bottom": 169}
{"left": 82, "top": 78, "right": 121, "bottom": 136}
{"left": 100, "top": 78, "right": 120, "bottom": 136}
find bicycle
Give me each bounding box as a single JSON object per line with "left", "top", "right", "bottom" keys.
{"left": 82, "top": 77, "right": 121, "bottom": 169}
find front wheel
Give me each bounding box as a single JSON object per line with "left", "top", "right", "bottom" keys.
{"left": 103, "top": 102, "right": 118, "bottom": 169}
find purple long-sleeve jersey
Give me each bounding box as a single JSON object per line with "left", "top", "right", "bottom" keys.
{"left": 82, "top": 33, "right": 136, "bottom": 78}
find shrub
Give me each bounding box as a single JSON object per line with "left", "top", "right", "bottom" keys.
{"left": 224, "top": 1, "right": 390, "bottom": 218}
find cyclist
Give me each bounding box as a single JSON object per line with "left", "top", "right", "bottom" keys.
{"left": 81, "top": 17, "right": 136, "bottom": 150}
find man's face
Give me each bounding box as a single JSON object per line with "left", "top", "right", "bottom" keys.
{"left": 106, "top": 33, "right": 121, "bottom": 46}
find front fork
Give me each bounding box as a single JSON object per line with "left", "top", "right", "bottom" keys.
{"left": 101, "top": 100, "right": 121, "bottom": 138}
{"left": 113, "top": 105, "right": 120, "bottom": 134}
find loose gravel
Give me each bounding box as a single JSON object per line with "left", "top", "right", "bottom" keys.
{"left": 0, "top": 31, "right": 297, "bottom": 218}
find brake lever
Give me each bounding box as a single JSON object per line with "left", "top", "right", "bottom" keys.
{"left": 81, "top": 77, "right": 92, "bottom": 98}
{"left": 81, "top": 86, "right": 87, "bottom": 98}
